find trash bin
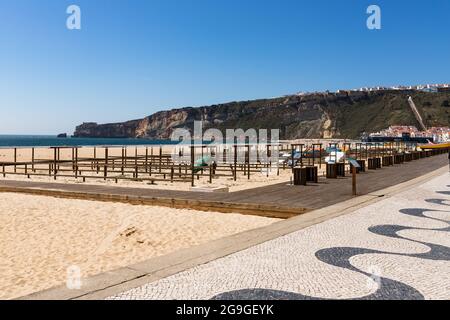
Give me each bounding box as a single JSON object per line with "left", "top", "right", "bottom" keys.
{"left": 394, "top": 154, "right": 404, "bottom": 164}
{"left": 357, "top": 160, "right": 366, "bottom": 172}
{"left": 382, "top": 156, "right": 393, "bottom": 166}
{"left": 336, "top": 163, "right": 346, "bottom": 177}
{"left": 368, "top": 158, "right": 377, "bottom": 170}
{"left": 375, "top": 157, "right": 382, "bottom": 168}
{"left": 305, "top": 166, "right": 318, "bottom": 183}
{"left": 326, "top": 163, "right": 337, "bottom": 179}
{"left": 293, "top": 167, "right": 307, "bottom": 186}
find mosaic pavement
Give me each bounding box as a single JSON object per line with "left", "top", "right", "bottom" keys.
{"left": 108, "top": 174, "right": 450, "bottom": 300}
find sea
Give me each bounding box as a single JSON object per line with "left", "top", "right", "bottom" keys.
{"left": 0, "top": 135, "right": 176, "bottom": 148}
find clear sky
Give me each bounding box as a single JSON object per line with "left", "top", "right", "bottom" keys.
{"left": 0, "top": 0, "right": 449, "bottom": 134}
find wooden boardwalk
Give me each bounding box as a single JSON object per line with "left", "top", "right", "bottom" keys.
{"left": 0, "top": 154, "right": 447, "bottom": 218}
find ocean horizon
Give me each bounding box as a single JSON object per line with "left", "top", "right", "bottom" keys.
{"left": 0, "top": 135, "right": 175, "bottom": 148}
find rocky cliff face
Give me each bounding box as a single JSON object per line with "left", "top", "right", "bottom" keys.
{"left": 73, "top": 91, "right": 450, "bottom": 139}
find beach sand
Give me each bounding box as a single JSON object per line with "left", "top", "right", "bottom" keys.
{"left": 0, "top": 192, "right": 279, "bottom": 300}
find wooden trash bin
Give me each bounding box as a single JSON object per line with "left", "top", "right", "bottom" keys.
{"left": 293, "top": 167, "right": 307, "bottom": 186}
{"left": 375, "top": 157, "right": 382, "bottom": 168}
{"left": 326, "top": 163, "right": 338, "bottom": 179}
{"left": 305, "top": 166, "right": 318, "bottom": 183}
{"left": 336, "top": 163, "right": 346, "bottom": 177}
{"left": 357, "top": 160, "right": 366, "bottom": 172}
{"left": 368, "top": 158, "right": 377, "bottom": 170}
{"left": 394, "top": 154, "right": 404, "bottom": 164}
{"left": 382, "top": 156, "right": 393, "bottom": 166}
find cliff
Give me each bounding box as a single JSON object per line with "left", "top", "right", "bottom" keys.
{"left": 73, "top": 91, "right": 450, "bottom": 139}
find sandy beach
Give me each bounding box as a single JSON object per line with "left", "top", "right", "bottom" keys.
{"left": 0, "top": 192, "right": 279, "bottom": 300}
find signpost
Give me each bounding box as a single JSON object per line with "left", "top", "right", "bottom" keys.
{"left": 348, "top": 159, "right": 361, "bottom": 196}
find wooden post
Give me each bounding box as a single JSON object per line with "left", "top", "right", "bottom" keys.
{"left": 159, "top": 146, "right": 162, "bottom": 173}
{"left": 31, "top": 147, "right": 35, "bottom": 171}
{"left": 233, "top": 144, "right": 237, "bottom": 181}
{"left": 319, "top": 144, "right": 322, "bottom": 169}
{"left": 312, "top": 144, "right": 315, "bottom": 166}
{"left": 256, "top": 146, "right": 260, "bottom": 165}
{"left": 14, "top": 148, "right": 17, "bottom": 173}
{"left": 201, "top": 145, "right": 204, "bottom": 175}
{"left": 291, "top": 145, "right": 295, "bottom": 172}
{"left": 72, "top": 148, "right": 75, "bottom": 170}
{"left": 53, "top": 148, "right": 57, "bottom": 180}
{"left": 104, "top": 147, "right": 108, "bottom": 180}
{"left": 135, "top": 147, "right": 138, "bottom": 174}
{"left": 57, "top": 147, "right": 61, "bottom": 171}
{"left": 74, "top": 148, "right": 79, "bottom": 179}
{"left": 300, "top": 145, "right": 304, "bottom": 168}
{"left": 121, "top": 147, "right": 125, "bottom": 175}
{"left": 145, "top": 147, "right": 149, "bottom": 173}
{"left": 247, "top": 145, "right": 250, "bottom": 180}
{"left": 75, "top": 148, "right": 78, "bottom": 174}
{"left": 191, "top": 145, "right": 195, "bottom": 187}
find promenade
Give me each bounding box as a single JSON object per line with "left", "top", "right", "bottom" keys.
{"left": 107, "top": 169, "right": 450, "bottom": 300}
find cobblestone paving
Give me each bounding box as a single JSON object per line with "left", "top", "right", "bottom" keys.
{"left": 108, "top": 173, "right": 450, "bottom": 300}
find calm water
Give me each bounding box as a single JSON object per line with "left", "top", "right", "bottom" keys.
{"left": 0, "top": 135, "right": 175, "bottom": 148}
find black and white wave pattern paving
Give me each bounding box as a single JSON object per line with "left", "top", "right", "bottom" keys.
{"left": 109, "top": 174, "right": 450, "bottom": 300}
{"left": 214, "top": 206, "right": 449, "bottom": 300}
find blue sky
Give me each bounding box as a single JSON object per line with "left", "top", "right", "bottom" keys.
{"left": 0, "top": 0, "right": 449, "bottom": 134}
